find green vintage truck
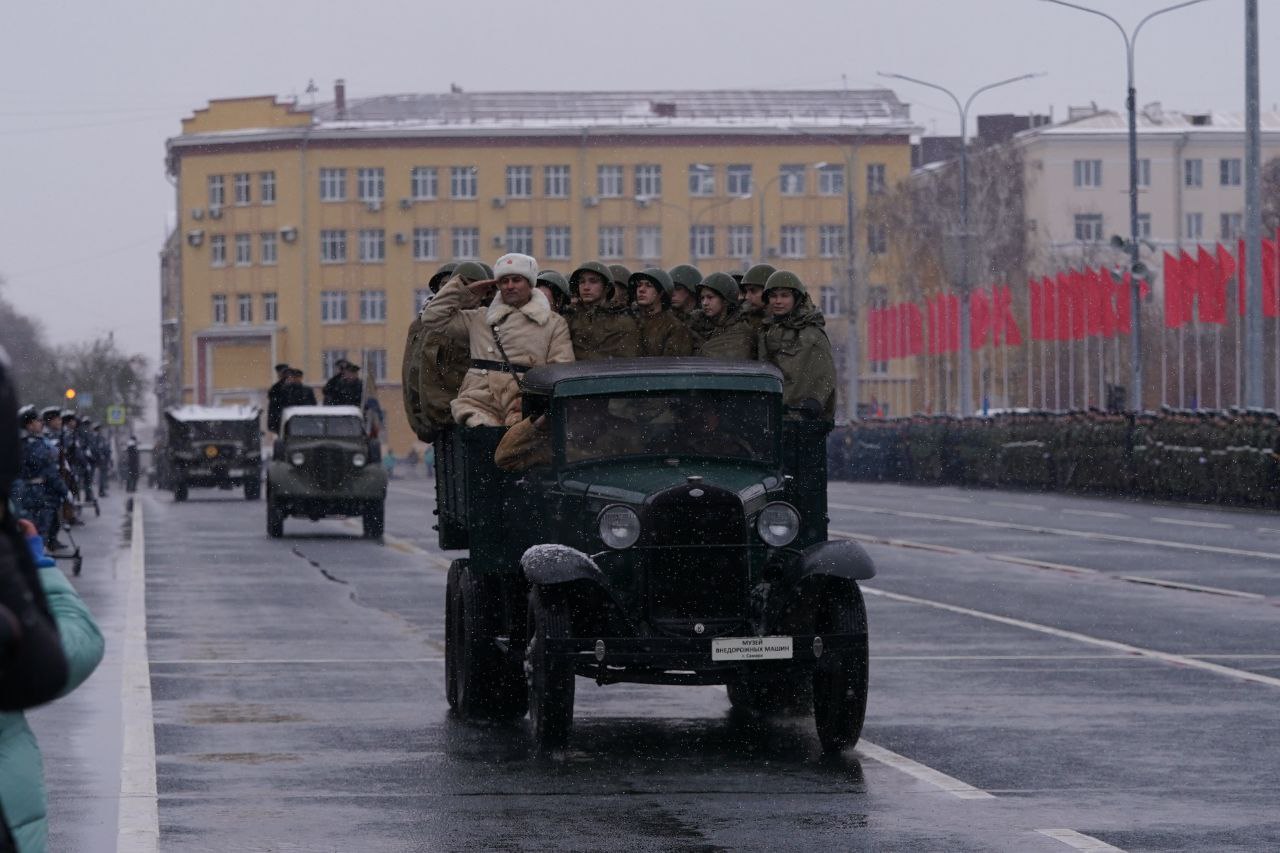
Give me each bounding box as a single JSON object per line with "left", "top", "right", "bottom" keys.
{"left": 433, "top": 358, "right": 874, "bottom": 752}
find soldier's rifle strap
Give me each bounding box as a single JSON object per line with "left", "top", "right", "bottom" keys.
{"left": 489, "top": 320, "right": 526, "bottom": 391}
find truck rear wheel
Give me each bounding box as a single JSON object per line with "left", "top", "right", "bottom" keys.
{"left": 526, "top": 588, "right": 575, "bottom": 752}
{"left": 362, "top": 501, "right": 385, "bottom": 540}
{"left": 448, "top": 565, "right": 526, "bottom": 720}
{"left": 266, "top": 493, "right": 285, "bottom": 538}
{"left": 812, "top": 584, "right": 869, "bottom": 753}
{"left": 244, "top": 478, "right": 261, "bottom": 501}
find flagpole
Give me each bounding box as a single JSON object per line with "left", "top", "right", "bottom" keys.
{"left": 1215, "top": 326, "right": 1222, "bottom": 409}
{"left": 1194, "top": 318, "right": 1202, "bottom": 408}
{"left": 1178, "top": 327, "right": 1185, "bottom": 407}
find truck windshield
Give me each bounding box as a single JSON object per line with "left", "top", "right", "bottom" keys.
{"left": 561, "top": 391, "right": 777, "bottom": 465}
{"left": 286, "top": 416, "right": 365, "bottom": 438}
{"left": 185, "top": 422, "right": 251, "bottom": 442}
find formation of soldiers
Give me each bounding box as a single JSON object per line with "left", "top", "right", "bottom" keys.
{"left": 830, "top": 406, "right": 1280, "bottom": 507}
{"left": 402, "top": 257, "right": 838, "bottom": 445}
{"left": 12, "top": 405, "right": 113, "bottom": 553}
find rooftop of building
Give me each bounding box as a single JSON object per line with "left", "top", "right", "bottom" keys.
{"left": 1019, "top": 103, "right": 1280, "bottom": 138}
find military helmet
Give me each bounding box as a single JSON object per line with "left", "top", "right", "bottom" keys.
{"left": 762, "top": 269, "right": 807, "bottom": 298}
{"left": 697, "top": 272, "right": 740, "bottom": 303}
{"left": 668, "top": 264, "right": 703, "bottom": 294}
{"left": 478, "top": 262, "right": 494, "bottom": 278}
{"left": 40, "top": 406, "right": 61, "bottom": 421}
{"left": 629, "top": 267, "right": 674, "bottom": 296}
{"left": 569, "top": 260, "right": 613, "bottom": 292}
{"left": 536, "top": 270, "right": 572, "bottom": 298}
{"left": 608, "top": 264, "right": 632, "bottom": 287}
{"left": 741, "top": 263, "right": 777, "bottom": 288}
{"left": 428, "top": 262, "right": 458, "bottom": 291}
{"left": 19, "top": 404, "right": 39, "bottom": 426}
{"left": 453, "top": 260, "right": 490, "bottom": 283}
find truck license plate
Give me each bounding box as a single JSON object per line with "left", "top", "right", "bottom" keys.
{"left": 711, "top": 636, "right": 793, "bottom": 661}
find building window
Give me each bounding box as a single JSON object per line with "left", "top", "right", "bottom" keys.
{"left": 819, "top": 225, "right": 845, "bottom": 258}
{"left": 211, "top": 294, "right": 227, "bottom": 324}
{"left": 363, "top": 349, "right": 388, "bottom": 382}
{"left": 208, "top": 175, "right": 225, "bottom": 208}
{"left": 1185, "top": 212, "right": 1203, "bottom": 240}
{"left": 1137, "top": 158, "right": 1151, "bottom": 188}
{"left": 1184, "top": 158, "right": 1203, "bottom": 188}
{"left": 779, "top": 165, "right": 806, "bottom": 196}
{"left": 413, "top": 227, "right": 439, "bottom": 261}
{"left": 780, "top": 225, "right": 806, "bottom": 258}
{"left": 1137, "top": 213, "right": 1152, "bottom": 239}
{"left": 260, "top": 232, "right": 277, "bottom": 265}
{"left": 320, "top": 291, "right": 348, "bottom": 323}
{"left": 636, "top": 226, "right": 661, "bottom": 260}
{"left": 635, "top": 164, "right": 662, "bottom": 198}
{"left": 866, "top": 163, "right": 887, "bottom": 196}
{"left": 357, "top": 167, "right": 385, "bottom": 202}
{"left": 598, "top": 226, "right": 625, "bottom": 259}
{"left": 1074, "top": 214, "right": 1104, "bottom": 242}
{"left": 726, "top": 164, "right": 752, "bottom": 196}
{"left": 597, "top": 165, "right": 624, "bottom": 198}
{"left": 728, "top": 225, "right": 753, "bottom": 259}
{"left": 234, "top": 173, "right": 251, "bottom": 205}
{"left": 358, "top": 229, "right": 385, "bottom": 263}
{"left": 820, "top": 286, "right": 840, "bottom": 316}
{"left": 688, "top": 164, "right": 715, "bottom": 196}
{"left": 411, "top": 167, "right": 438, "bottom": 200}
{"left": 262, "top": 292, "right": 278, "bottom": 323}
{"left": 867, "top": 223, "right": 887, "bottom": 255}
{"left": 321, "top": 349, "right": 348, "bottom": 378}
{"left": 359, "top": 290, "right": 387, "bottom": 323}
{"left": 319, "top": 168, "right": 347, "bottom": 201}
{"left": 545, "top": 226, "right": 572, "bottom": 260}
{"left": 260, "top": 171, "right": 276, "bottom": 204}
{"left": 413, "top": 288, "right": 432, "bottom": 314}
{"left": 209, "top": 235, "right": 227, "bottom": 267}
{"left": 320, "top": 229, "right": 347, "bottom": 263}
{"left": 818, "top": 165, "right": 845, "bottom": 196}
{"left": 1221, "top": 212, "right": 1243, "bottom": 240}
{"left": 452, "top": 227, "right": 479, "bottom": 259}
{"left": 544, "top": 165, "right": 570, "bottom": 198}
{"left": 1220, "top": 158, "right": 1242, "bottom": 186}
{"left": 690, "top": 225, "right": 715, "bottom": 260}
{"left": 450, "top": 167, "right": 477, "bottom": 199}
{"left": 506, "top": 226, "right": 534, "bottom": 255}
{"left": 237, "top": 293, "right": 253, "bottom": 324}
{"left": 234, "top": 233, "right": 252, "bottom": 266}
{"left": 1073, "top": 159, "right": 1103, "bottom": 188}
{"left": 505, "top": 165, "right": 533, "bottom": 198}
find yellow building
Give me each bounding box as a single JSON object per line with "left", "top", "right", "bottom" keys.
{"left": 162, "top": 84, "right": 919, "bottom": 448}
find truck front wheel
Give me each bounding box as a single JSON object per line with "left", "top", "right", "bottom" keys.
{"left": 812, "top": 584, "right": 869, "bottom": 752}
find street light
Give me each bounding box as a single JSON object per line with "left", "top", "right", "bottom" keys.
{"left": 1040, "top": 0, "right": 1210, "bottom": 410}
{"left": 878, "top": 70, "right": 1043, "bottom": 415}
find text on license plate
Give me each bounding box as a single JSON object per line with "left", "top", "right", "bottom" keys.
{"left": 711, "top": 636, "right": 793, "bottom": 661}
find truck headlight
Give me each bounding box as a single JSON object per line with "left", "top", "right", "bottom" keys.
{"left": 290, "top": 452, "right": 305, "bottom": 466}
{"left": 598, "top": 505, "right": 640, "bottom": 549}
{"left": 757, "top": 502, "right": 800, "bottom": 547}
{"left": 351, "top": 453, "right": 367, "bottom": 468}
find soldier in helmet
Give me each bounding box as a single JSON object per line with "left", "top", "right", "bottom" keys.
{"left": 630, "top": 268, "right": 695, "bottom": 357}
{"left": 536, "top": 270, "right": 572, "bottom": 315}
{"left": 690, "top": 272, "right": 756, "bottom": 360}
{"left": 739, "top": 263, "right": 776, "bottom": 332}
{"left": 608, "top": 264, "right": 633, "bottom": 310}
{"left": 15, "top": 404, "right": 70, "bottom": 544}
{"left": 667, "top": 264, "right": 703, "bottom": 323}
{"left": 758, "top": 270, "right": 836, "bottom": 421}
{"left": 565, "top": 260, "right": 640, "bottom": 361}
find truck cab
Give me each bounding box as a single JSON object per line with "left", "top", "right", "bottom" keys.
{"left": 162, "top": 405, "right": 263, "bottom": 502}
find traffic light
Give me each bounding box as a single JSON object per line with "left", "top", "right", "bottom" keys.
{"left": 64, "top": 388, "right": 76, "bottom": 401}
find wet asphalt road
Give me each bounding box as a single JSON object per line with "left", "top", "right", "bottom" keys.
{"left": 30, "top": 476, "right": 1280, "bottom": 851}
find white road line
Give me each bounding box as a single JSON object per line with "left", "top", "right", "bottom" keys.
{"left": 1257, "top": 527, "right": 1280, "bottom": 535}
{"left": 1037, "top": 828, "right": 1126, "bottom": 851}
{"left": 831, "top": 529, "right": 1098, "bottom": 575}
{"left": 1117, "top": 576, "right": 1265, "bottom": 600}
{"left": 926, "top": 495, "right": 973, "bottom": 504}
{"left": 857, "top": 740, "right": 995, "bottom": 800}
{"left": 828, "top": 502, "right": 1280, "bottom": 562}
{"left": 991, "top": 501, "right": 1044, "bottom": 510}
{"left": 118, "top": 500, "right": 159, "bottom": 853}
{"left": 863, "top": 586, "right": 1280, "bottom": 690}
{"left": 1062, "top": 509, "right": 1129, "bottom": 519}
{"left": 1151, "top": 516, "right": 1234, "bottom": 530}
{"left": 150, "top": 657, "right": 445, "bottom": 665}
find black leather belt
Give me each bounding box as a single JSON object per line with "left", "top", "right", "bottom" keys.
{"left": 471, "top": 359, "right": 531, "bottom": 374}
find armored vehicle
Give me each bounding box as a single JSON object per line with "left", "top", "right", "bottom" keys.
{"left": 266, "top": 406, "right": 388, "bottom": 539}
{"left": 435, "top": 359, "right": 874, "bottom": 752}
{"left": 161, "top": 405, "right": 263, "bottom": 502}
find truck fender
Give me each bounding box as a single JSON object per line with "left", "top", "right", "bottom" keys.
{"left": 521, "top": 544, "right": 603, "bottom": 586}
{"left": 799, "top": 539, "right": 876, "bottom": 582}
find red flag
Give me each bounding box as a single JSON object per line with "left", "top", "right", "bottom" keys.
{"left": 1236, "top": 237, "right": 1280, "bottom": 319}
{"left": 970, "top": 288, "right": 991, "bottom": 349}
{"left": 1197, "top": 246, "right": 1226, "bottom": 323}
{"left": 906, "top": 303, "right": 924, "bottom": 356}
{"left": 1098, "top": 268, "right": 1118, "bottom": 338}
{"left": 892, "top": 304, "right": 905, "bottom": 359}
{"left": 1085, "top": 268, "right": 1105, "bottom": 336}
{"left": 995, "top": 285, "right": 1022, "bottom": 346}
{"left": 1163, "top": 251, "right": 1187, "bottom": 328}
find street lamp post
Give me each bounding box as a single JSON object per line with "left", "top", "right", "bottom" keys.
{"left": 1040, "top": 0, "right": 1210, "bottom": 411}
{"left": 878, "top": 70, "right": 1043, "bottom": 415}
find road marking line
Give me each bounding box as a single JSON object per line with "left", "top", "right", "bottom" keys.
{"left": 829, "top": 502, "right": 1280, "bottom": 562}
{"left": 831, "top": 530, "right": 1098, "bottom": 575}
{"left": 991, "top": 501, "right": 1044, "bottom": 510}
{"left": 1257, "top": 527, "right": 1280, "bottom": 535}
{"left": 118, "top": 499, "right": 159, "bottom": 853}
{"left": 863, "top": 586, "right": 1280, "bottom": 690}
{"left": 150, "top": 657, "right": 445, "bottom": 665}
{"left": 1117, "top": 576, "right": 1265, "bottom": 599}
{"left": 1062, "top": 509, "right": 1128, "bottom": 519}
{"left": 926, "top": 495, "right": 972, "bottom": 503}
{"left": 1152, "top": 516, "right": 1234, "bottom": 530}
{"left": 1037, "top": 828, "right": 1126, "bottom": 851}
{"left": 857, "top": 740, "right": 995, "bottom": 800}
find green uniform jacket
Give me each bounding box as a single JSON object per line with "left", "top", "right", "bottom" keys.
{"left": 691, "top": 308, "right": 757, "bottom": 360}
{"left": 638, "top": 309, "right": 696, "bottom": 358}
{"left": 566, "top": 304, "right": 641, "bottom": 361}
{"left": 757, "top": 301, "right": 837, "bottom": 421}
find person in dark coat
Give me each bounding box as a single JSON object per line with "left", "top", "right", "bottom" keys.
{"left": 266, "top": 363, "right": 291, "bottom": 434}
{"left": 280, "top": 369, "right": 318, "bottom": 410}
{"left": 326, "top": 363, "right": 363, "bottom": 407}
{"left": 321, "top": 359, "right": 350, "bottom": 407}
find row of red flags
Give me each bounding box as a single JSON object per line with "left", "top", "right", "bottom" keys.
{"left": 1162, "top": 234, "right": 1280, "bottom": 328}
{"left": 867, "top": 286, "right": 1023, "bottom": 359}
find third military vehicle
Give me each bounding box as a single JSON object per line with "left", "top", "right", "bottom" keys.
{"left": 161, "top": 405, "right": 263, "bottom": 502}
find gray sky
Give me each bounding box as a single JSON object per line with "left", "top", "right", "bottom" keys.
{"left": 2, "top": 0, "right": 1273, "bottom": 369}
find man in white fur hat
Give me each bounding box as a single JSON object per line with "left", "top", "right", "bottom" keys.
{"left": 418, "top": 253, "right": 574, "bottom": 427}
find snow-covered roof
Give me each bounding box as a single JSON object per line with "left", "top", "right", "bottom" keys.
{"left": 280, "top": 405, "right": 362, "bottom": 427}
{"left": 1018, "top": 107, "right": 1280, "bottom": 141}
{"left": 166, "top": 404, "right": 260, "bottom": 422}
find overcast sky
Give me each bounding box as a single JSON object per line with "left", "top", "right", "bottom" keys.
{"left": 1, "top": 0, "right": 1273, "bottom": 370}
